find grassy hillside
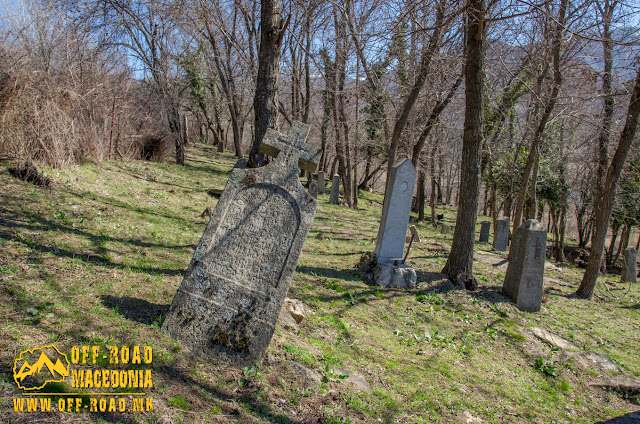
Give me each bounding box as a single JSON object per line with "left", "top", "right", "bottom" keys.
{"left": 1, "top": 144, "right": 638, "bottom": 423}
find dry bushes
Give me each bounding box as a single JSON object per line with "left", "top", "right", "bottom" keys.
{"left": 0, "top": 3, "right": 169, "bottom": 168}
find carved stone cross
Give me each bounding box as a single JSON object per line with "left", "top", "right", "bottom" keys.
{"left": 259, "top": 121, "right": 320, "bottom": 173}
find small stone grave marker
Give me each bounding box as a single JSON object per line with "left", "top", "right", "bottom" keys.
{"left": 502, "top": 219, "right": 546, "bottom": 312}
{"left": 479, "top": 221, "right": 491, "bottom": 243}
{"left": 493, "top": 217, "right": 510, "bottom": 251}
{"left": 317, "top": 171, "right": 326, "bottom": 194}
{"left": 622, "top": 247, "right": 637, "bottom": 283}
{"left": 329, "top": 174, "right": 340, "bottom": 204}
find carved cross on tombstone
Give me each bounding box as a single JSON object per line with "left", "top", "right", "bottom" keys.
{"left": 259, "top": 121, "right": 320, "bottom": 173}
{"left": 162, "top": 121, "right": 320, "bottom": 367}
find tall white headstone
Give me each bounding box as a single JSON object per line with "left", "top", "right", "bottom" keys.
{"left": 374, "top": 159, "right": 417, "bottom": 263}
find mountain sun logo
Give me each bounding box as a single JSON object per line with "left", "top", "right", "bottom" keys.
{"left": 13, "top": 345, "right": 70, "bottom": 390}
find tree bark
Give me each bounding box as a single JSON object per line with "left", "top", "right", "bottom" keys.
{"left": 576, "top": 64, "right": 640, "bottom": 298}
{"left": 249, "top": 0, "right": 289, "bottom": 167}
{"left": 442, "top": 0, "right": 485, "bottom": 282}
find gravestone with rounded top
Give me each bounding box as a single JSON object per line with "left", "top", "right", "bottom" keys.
{"left": 622, "top": 247, "right": 637, "bottom": 283}
{"left": 372, "top": 159, "right": 417, "bottom": 289}
{"left": 329, "top": 175, "right": 340, "bottom": 204}
{"left": 374, "top": 159, "right": 417, "bottom": 263}
{"left": 493, "top": 217, "right": 510, "bottom": 251}
{"left": 479, "top": 221, "right": 491, "bottom": 243}
{"left": 162, "top": 121, "right": 319, "bottom": 367}
{"left": 502, "top": 219, "right": 546, "bottom": 312}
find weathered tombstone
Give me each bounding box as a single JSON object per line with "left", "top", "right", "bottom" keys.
{"left": 329, "top": 174, "right": 340, "bottom": 204}
{"left": 309, "top": 182, "right": 318, "bottom": 199}
{"left": 317, "top": 171, "right": 326, "bottom": 194}
{"left": 502, "top": 219, "right": 546, "bottom": 312}
{"left": 162, "top": 121, "right": 320, "bottom": 367}
{"left": 622, "top": 247, "right": 637, "bottom": 283}
{"left": 493, "top": 217, "right": 510, "bottom": 251}
{"left": 479, "top": 221, "right": 491, "bottom": 243}
{"left": 372, "top": 159, "right": 417, "bottom": 289}
{"left": 441, "top": 224, "right": 451, "bottom": 234}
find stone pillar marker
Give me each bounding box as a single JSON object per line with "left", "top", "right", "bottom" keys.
{"left": 502, "top": 219, "right": 546, "bottom": 312}
{"left": 329, "top": 174, "right": 340, "bottom": 204}
{"left": 162, "top": 121, "right": 320, "bottom": 367}
{"left": 622, "top": 247, "right": 637, "bottom": 283}
{"left": 317, "top": 171, "right": 326, "bottom": 194}
{"left": 493, "top": 217, "right": 510, "bottom": 251}
{"left": 372, "top": 159, "right": 417, "bottom": 289}
{"left": 479, "top": 221, "right": 491, "bottom": 243}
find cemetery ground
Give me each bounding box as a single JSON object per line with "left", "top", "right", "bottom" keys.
{"left": 0, "top": 144, "right": 639, "bottom": 424}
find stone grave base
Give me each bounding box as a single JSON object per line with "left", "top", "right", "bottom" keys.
{"left": 373, "top": 262, "right": 417, "bottom": 289}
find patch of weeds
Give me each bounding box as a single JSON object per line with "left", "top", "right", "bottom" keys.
{"left": 321, "top": 364, "right": 349, "bottom": 384}
{"left": 168, "top": 395, "right": 192, "bottom": 410}
{"left": 238, "top": 365, "right": 260, "bottom": 388}
{"left": 25, "top": 302, "right": 55, "bottom": 323}
{"left": 373, "top": 291, "right": 384, "bottom": 298}
{"left": 534, "top": 357, "right": 560, "bottom": 377}
{"left": 491, "top": 305, "right": 508, "bottom": 318}
{"left": 323, "top": 279, "right": 344, "bottom": 293}
{"left": 324, "top": 417, "right": 352, "bottom": 424}
{"left": 282, "top": 344, "right": 316, "bottom": 368}
{"left": 416, "top": 293, "right": 444, "bottom": 305}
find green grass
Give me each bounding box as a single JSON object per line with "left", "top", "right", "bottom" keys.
{"left": 0, "top": 143, "right": 638, "bottom": 423}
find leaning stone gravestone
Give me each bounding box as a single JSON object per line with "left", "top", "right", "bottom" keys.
{"left": 372, "top": 159, "right": 417, "bottom": 289}
{"left": 502, "top": 219, "right": 546, "bottom": 312}
{"left": 162, "top": 121, "right": 320, "bottom": 367}
{"left": 479, "top": 221, "right": 491, "bottom": 243}
{"left": 622, "top": 247, "right": 637, "bottom": 283}
{"left": 493, "top": 217, "right": 510, "bottom": 251}
{"left": 317, "top": 171, "right": 326, "bottom": 194}
{"left": 329, "top": 174, "right": 340, "bottom": 204}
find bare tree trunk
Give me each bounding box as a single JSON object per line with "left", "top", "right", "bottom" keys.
{"left": 442, "top": 0, "right": 485, "bottom": 282}
{"left": 576, "top": 64, "right": 640, "bottom": 298}
{"left": 512, "top": 0, "right": 567, "bottom": 229}
{"left": 417, "top": 169, "right": 426, "bottom": 221}
{"left": 249, "top": 0, "right": 289, "bottom": 167}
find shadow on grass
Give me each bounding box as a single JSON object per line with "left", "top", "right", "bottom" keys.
{"left": 296, "top": 266, "right": 361, "bottom": 282}
{"left": 101, "top": 296, "right": 169, "bottom": 326}
{"left": 157, "top": 364, "right": 310, "bottom": 424}
{"left": 595, "top": 411, "right": 640, "bottom": 423}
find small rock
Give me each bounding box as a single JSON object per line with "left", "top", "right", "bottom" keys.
{"left": 277, "top": 309, "right": 299, "bottom": 332}
{"left": 563, "top": 351, "right": 622, "bottom": 373}
{"left": 532, "top": 327, "right": 579, "bottom": 351}
{"left": 373, "top": 263, "right": 417, "bottom": 289}
{"left": 591, "top": 374, "right": 640, "bottom": 397}
{"left": 315, "top": 233, "right": 324, "bottom": 240}
{"left": 287, "top": 361, "right": 321, "bottom": 390}
{"left": 333, "top": 367, "right": 371, "bottom": 391}
{"left": 284, "top": 298, "right": 306, "bottom": 324}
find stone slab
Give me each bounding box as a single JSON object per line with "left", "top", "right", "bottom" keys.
{"left": 479, "top": 221, "right": 491, "bottom": 243}
{"left": 493, "top": 218, "right": 510, "bottom": 251}
{"left": 373, "top": 159, "right": 417, "bottom": 263}
{"left": 162, "top": 121, "right": 318, "bottom": 367}
{"left": 502, "top": 219, "right": 546, "bottom": 312}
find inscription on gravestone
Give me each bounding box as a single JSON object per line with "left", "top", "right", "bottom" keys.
{"left": 162, "top": 121, "right": 319, "bottom": 367}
